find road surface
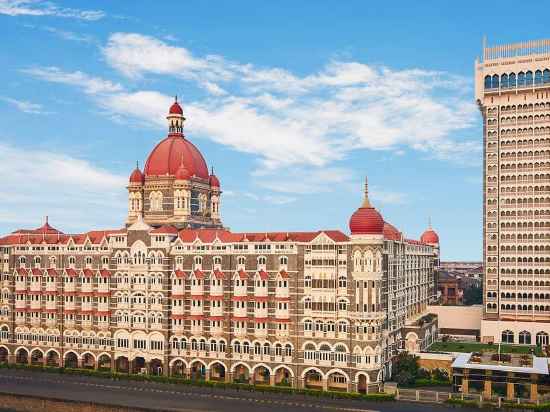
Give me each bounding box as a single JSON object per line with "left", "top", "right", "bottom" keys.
{"left": 0, "top": 369, "right": 476, "bottom": 412}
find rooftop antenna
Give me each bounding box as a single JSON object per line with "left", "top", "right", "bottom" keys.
{"left": 175, "top": 95, "right": 178, "bottom": 102}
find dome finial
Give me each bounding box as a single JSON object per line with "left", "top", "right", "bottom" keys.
{"left": 175, "top": 95, "right": 178, "bottom": 103}
{"left": 362, "top": 176, "right": 372, "bottom": 208}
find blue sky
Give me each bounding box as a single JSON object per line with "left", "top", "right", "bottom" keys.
{"left": 0, "top": 1, "right": 547, "bottom": 260}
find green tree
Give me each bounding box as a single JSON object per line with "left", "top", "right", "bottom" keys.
{"left": 392, "top": 351, "right": 419, "bottom": 382}
{"left": 463, "top": 285, "right": 482, "bottom": 305}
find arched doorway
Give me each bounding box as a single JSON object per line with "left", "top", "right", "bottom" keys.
{"left": 304, "top": 369, "right": 323, "bottom": 390}
{"left": 357, "top": 373, "right": 369, "bottom": 394}
{"left": 253, "top": 365, "right": 270, "bottom": 385}
{"left": 82, "top": 353, "right": 95, "bottom": 369}
{"left": 233, "top": 364, "right": 250, "bottom": 384}
{"left": 16, "top": 348, "right": 28, "bottom": 365}
{"left": 116, "top": 356, "right": 129, "bottom": 373}
{"left": 64, "top": 352, "right": 78, "bottom": 368}
{"left": 0, "top": 347, "right": 8, "bottom": 364}
{"left": 190, "top": 361, "right": 206, "bottom": 380}
{"left": 46, "top": 350, "right": 60, "bottom": 367}
{"left": 210, "top": 362, "right": 225, "bottom": 381}
{"left": 30, "top": 349, "right": 43, "bottom": 366}
{"left": 327, "top": 371, "right": 348, "bottom": 392}
{"left": 132, "top": 356, "right": 146, "bottom": 374}
{"left": 150, "top": 359, "right": 163, "bottom": 376}
{"left": 170, "top": 359, "right": 186, "bottom": 377}
{"left": 274, "top": 366, "right": 292, "bottom": 387}
{"left": 98, "top": 354, "right": 111, "bottom": 371}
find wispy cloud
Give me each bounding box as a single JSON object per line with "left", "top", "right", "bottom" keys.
{"left": 0, "top": 96, "right": 46, "bottom": 114}
{"left": 25, "top": 32, "right": 480, "bottom": 196}
{"left": 22, "top": 66, "right": 123, "bottom": 94}
{"left": 0, "top": 0, "right": 104, "bottom": 20}
{"left": 0, "top": 143, "right": 126, "bottom": 233}
{"left": 42, "top": 26, "right": 94, "bottom": 43}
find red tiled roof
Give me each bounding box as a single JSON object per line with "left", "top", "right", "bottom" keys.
{"left": 173, "top": 269, "right": 187, "bottom": 278}
{"left": 212, "top": 269, "right": 224, "bottom": 279}
{"left": 31, "top": 268, "right": 43, "bottom": 276}
{"left": 151, "top": 225, "right": 179, "bottom": 234}
{"left": 193, "top": 269, "right": 204, "bottom": 279}
{"left": 65, "top": 268, "right": 78, "bottom": 277}
{"left": 16, "top": 268, "right": 28, "bottom": 276}
{"left": 237, "top": 269, "right": 248, "bottom": 279}
{"left": 278, "top": 270, "right": 289, "bottom": 279}
{"left": 47, "top": 268, "right": 59, "bottom": 277}
{"left": 257, "top": 269, "right": 269, "bottom": 280}
{"left": 82, "top": 269, "right": 94, "bottom": 277}
{"left": 99, "top": 269, "right": 112, "bottom": 277}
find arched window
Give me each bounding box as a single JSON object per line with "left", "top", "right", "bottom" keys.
{"left": 492, "top": 74, "right": 499, "bottom": 89}
{"left": 535, "top": 70, "right": 543, "bottom": 85}
{"left": 501, "top": 329, "right": 514, "bottom": 344}
{"left": 544, "top": 69, "right": 550, "bottom": 84}
{"left": 518, "top": 72, "right": 525, "bottom": 87}
{"left": 519, "top": 330, "right": 531, "bottom": 345}
{"left": 484, "top": 75, "right": 492, "bottom": 89}
{"left": 509, "top": 73, "right": 516, "bottom": 88}
{"left": 536, "top": 331, "right": 549, "bottom": 346}
{"left": 501, "top": 73, "right": 509, "bottom": 89}
{"left": 526, "top": 71, "right": 533, "bottom": 86}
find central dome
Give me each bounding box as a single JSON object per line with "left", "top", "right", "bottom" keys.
{"left": 144, "top": 135, "right": 209, "bottom": 180}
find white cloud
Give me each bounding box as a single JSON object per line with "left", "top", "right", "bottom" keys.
{"left": 0, "top": 143, "right": 126, "bottom": 233}
{"left": 22, "top": 66, "right": 123, "bottom": 95}
{"left": 0, "top": 96, "right": 46, "bottom": 114}
{"left": 27, "top": 33, "right": 480, "bottom": 195}
{"left": 0, "top": 0, "right": 104, "bottom": 20}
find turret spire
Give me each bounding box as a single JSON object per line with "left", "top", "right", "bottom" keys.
{"left": 361, "top": 176, "right": 372, "bottom": 208}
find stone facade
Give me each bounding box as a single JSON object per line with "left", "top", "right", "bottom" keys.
{"left": 0, "top": 100, "right": 439, "bottom": 393}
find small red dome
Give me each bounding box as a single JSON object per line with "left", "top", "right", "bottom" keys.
{"left": 175, "top": 162, "right": 192, "bottom": 180}
{"left": 349, "top": 207, "right": 384, "bottom": 235}
{"left": 383, "top": 221, "right": 401, "bottom": 241}
{"left": 349, "top": 177, "right": 384, "bottom": 235}
{"left": 169, "top": 101, "right": 183, "bottom": 115}
{"left": 421, "top": 228, "right": 439, "bottom": 244}
{"left": 209, "top": 173, "right": 220, "bottom": 188}
{"left": 144, "top": 136, "right": 209, "bottom": 180}
{"left": 129, "top": 167, "right": 144, "bottom": 184}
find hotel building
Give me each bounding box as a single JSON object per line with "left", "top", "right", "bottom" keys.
{"left": 0, "top": 100, "right": 439, "bottom": 392}
{"left": 476, "top": 39, "right": 550, "bottom": 345}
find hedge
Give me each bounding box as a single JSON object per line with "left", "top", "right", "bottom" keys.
{"left": 446, "top": 398, "right": 550, "bottom": 411}
{"left": 0, "top": 363, "right": 394, "bottom": 402}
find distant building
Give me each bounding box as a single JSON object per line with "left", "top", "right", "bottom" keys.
{"left": 437, "top": 271, "right": 464, "bottom": 305}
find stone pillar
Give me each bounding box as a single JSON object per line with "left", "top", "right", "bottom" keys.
{"left": 529, "top": 373, "right": 538, "bottom": 402}
{"left": 506, "top": 382, "right": 514, "bottom": 400}
{"left": 462, "top": 378, "right": 469, "bottom": 394}
{"left": 205, "top": 369, "right": 210, "bottom": 381}
{"left": 322, "top": 378, "right": 328, "bottom": 392}
{"left": 7, "top": 354, "right": 15, "bottom": 365}
{"left": 225, "top": 371, "right": 232, "bottom": 383}
{"left": 110, "top": 357, "right": 115, "bottom": 372}
{"left": 483, "top": 379, "right": 492, "bottom": 399}
{"left": 269, "top": 375, "right": 275, "bottom": 386}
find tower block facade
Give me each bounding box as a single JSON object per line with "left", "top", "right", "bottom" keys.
{"left": 476, "top": 39, "right": 550, "bottom": 345}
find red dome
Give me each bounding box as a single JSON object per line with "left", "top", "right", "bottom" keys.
{"left": 421, "top": 228, "right": 439, "bottom": 244}
{"left": 175, "top": 162, "right": 192, "bottom": 180}
{"left": 349, "top": 177, "right": 384, "bottom": 235}
{"left": 349, "top": 207, "right": 384, "bottom": 235}
{"left": 383, "top": 221, "right": 401, "bottom": 241}
{"left": 144, "top": 136, "right": 209, "bottom": 180}
{"left": 129, "top": 167, "right": 144, "bottom": 184}
{"left": 209, "top": 173, "right": 220, "bottom": 188}
{"left": 169, "top": 101, "right": 183, "bottom": 114}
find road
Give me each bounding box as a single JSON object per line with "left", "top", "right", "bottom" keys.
{"left": 0, "top": 369, "right": 476, "bottom": 412}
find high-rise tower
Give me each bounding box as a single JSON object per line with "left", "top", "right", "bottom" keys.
{"left": 476, "top": 39, "right": 550, "bottom": 345}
